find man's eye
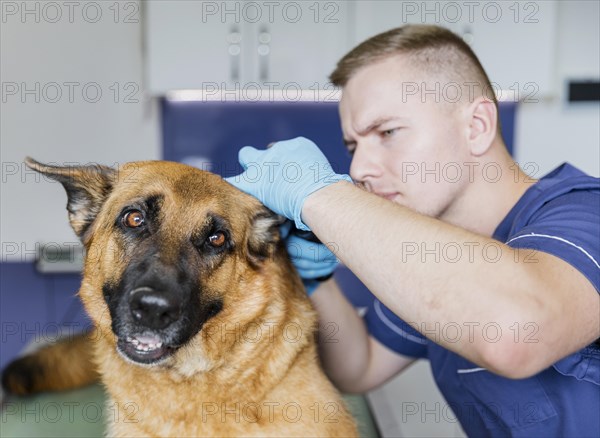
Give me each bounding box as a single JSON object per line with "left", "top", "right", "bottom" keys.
{"left": 382, "top": 128, "right": 397, "bottom": 137}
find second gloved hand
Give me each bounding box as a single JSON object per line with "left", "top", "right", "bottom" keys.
{"left": 225, "top": 137, "right": 352, "bottom": 231}
{"left": 285, "top": 231, "right": 340, "bottom": 296}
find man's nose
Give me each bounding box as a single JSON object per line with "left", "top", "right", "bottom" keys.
{"left": 349, "top": 141, "right": 384, "bottom": 183}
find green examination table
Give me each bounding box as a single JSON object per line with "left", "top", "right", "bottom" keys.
{"left": 1, "top": 385, "right": 379, "bottom": 437}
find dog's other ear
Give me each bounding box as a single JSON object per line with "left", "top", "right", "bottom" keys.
{"left": 25, "top": 157, "right": 116, "bottom": 241}
{"left": 246, "top": 209, "right": 283, "bottom": 266}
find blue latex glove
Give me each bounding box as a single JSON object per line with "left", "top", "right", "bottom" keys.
{"left": 225, "top": 137, "right": 352, "bottom": 231}
{"left": 280, "top": 220, "right": 339, "bottom": 295}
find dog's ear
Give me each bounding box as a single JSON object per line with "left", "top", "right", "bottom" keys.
{"left": 25, "top": 157, "right": 116, "bottom": 241}
{"left": 246, "top": 210, "right": 284, "bottom": 266}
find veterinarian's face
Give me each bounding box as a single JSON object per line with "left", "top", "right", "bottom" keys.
{"left": 339, "top": 55, "right": 473, "bottom": 219}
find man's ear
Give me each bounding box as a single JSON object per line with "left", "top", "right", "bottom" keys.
{"left": 25, "top": 157, "right": 116, "bottom": 242}
{"left": 466, "top": 97, "right": 498, "bottom": 157}
{"left": 246, "top": 209, "right": 284, "bottom": 267}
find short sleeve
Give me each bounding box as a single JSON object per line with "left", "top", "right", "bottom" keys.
{"left": 505, "top": 190, "right": 600, "bottom": 292}
{"left": 504, "top": 188, "right": 600, "bottom": 385}
{"left": 363, "top": 297, "right": 428, "bottom": 358}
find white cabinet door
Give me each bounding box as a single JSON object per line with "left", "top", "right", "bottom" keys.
{"left": 353, "top": 1, "right": 465, "bottom": 43}
{"left": 352, "top": 1, "right": 558, "bottom": 97}
{"left": 146, "top": 1, "right": 352, "bottom": 94}
{"left": 248, "top": 1, "right": 351, "bottom": 89}
{"left": 466, "top": 2, "right": 557, "bottom": 99}
{"left": 146, "top": 1, "right": 252, "bottom": 94}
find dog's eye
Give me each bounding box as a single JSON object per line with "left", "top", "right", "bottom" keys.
{"left": 207, "top": 232, "right": 226, "bottom": 247}
{"left": 122, "top": 210, "right": 145, "bottom": 228}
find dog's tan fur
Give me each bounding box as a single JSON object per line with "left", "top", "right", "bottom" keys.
{"left": 2, "top": 159, "right": 357, "bottom": 437}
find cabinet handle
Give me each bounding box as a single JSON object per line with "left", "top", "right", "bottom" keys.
{"left": 258, "top": 27, "right": 271, "bottom": 82}
{"left": 228, "top": 27, "right": 242, "bottom": 82}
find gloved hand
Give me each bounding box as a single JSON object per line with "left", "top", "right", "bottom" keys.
{"left": 225, "top": 137, "right": 353, "bottom": 231}
{"left": 279, "top": 220, "right": 339, "bottom": 296}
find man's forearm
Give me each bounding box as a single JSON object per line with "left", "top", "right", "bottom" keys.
{"left": 302, "top": 181, "right": 555, "bottom": 375}
{"left": 311, "top": 279, "right": 370, "bottom": 389}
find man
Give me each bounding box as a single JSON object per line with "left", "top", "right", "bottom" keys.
{"left": 226, "top": 25, "right": 599, "bottom": 436}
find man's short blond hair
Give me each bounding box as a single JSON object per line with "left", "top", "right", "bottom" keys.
{"left": 330, "top": 24, "right": 499, "bottom": 112}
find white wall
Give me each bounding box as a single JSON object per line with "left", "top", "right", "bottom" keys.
{"left": 515, "top": 1, "right": 600, "bottom": 177}
{"left": 1, "top": 1, "right": 160, "bottom": 260}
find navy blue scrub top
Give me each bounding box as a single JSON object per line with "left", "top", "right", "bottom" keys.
{"left": 363, "top": 163, "right": 600, "bottom": 437}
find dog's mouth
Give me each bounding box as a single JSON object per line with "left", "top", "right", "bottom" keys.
{"left": 117, "top": 334, "right": 176, "bottom": 365}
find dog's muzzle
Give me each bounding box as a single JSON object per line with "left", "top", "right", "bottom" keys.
{"left": 116, "top": 286, "right": 183, "bottom": 365}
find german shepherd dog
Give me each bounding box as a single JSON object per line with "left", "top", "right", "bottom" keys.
{"left": 2, "top": 158, "right": 357, "bottom": 437}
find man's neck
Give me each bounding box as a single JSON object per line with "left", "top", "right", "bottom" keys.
{"left": 442, "top": 149, "right": 537, "bottom": 237}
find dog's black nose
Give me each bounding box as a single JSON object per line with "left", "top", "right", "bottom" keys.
{"left": 128, "top": 288, "right": 181, "bottom": 330}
